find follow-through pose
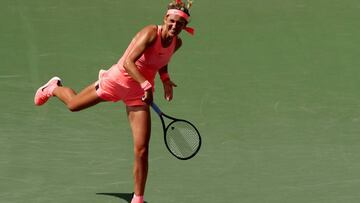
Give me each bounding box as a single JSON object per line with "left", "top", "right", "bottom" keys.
{"left": 34, "top": 1, "right": 194, "bottom": 202}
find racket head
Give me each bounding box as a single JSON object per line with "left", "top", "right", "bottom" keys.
{"left": 164, "top": 119, "right": 201, "bottom": 160}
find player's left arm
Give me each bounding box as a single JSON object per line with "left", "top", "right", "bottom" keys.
{"left": 158, "top": 37, "right": 182, "bottom": 101}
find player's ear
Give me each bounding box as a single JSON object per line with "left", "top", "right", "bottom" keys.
{"left": 163, "top": 15, "right": 168, "bottom": 24}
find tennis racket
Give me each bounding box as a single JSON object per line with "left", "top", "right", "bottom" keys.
{"left": 150, "top": 102, "right": 201, "bottom": 160}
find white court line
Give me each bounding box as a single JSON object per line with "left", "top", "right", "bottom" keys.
{"left": 0, "top": 75, "right": 22, "bottom": 79}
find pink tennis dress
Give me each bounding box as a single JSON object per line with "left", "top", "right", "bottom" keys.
{"left": 96, "top": 25, "right": 176, "bottom": 106}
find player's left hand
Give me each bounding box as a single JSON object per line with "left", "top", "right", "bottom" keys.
{"left": 163, "top": 80, "right": 177, "bottom": 101}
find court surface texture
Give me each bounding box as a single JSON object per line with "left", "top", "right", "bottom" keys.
{"left": 1, "top": 0, "right": 360, "bottom": 202}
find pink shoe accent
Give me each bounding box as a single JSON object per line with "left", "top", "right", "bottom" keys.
{"left": 34, "top": 76, "right": 62, "bottom": 106}
{"left": 131, "top": 194, "right": 144, "bottom": 203}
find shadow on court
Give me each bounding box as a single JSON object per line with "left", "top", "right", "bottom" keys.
{"left": 96, "top": 193, "right": 149, "bottom": 203}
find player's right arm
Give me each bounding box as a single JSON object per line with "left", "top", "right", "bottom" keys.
{"left": 123, "top": 25, "right": 158, "bottom": 103}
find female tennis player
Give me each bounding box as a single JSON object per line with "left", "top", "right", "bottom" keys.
{"left": 33, "top": 1, "right": 194, "bottom": 203}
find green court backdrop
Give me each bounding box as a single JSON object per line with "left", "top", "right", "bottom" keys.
{"left": 1, "top": 0, "right": 360, "bottom": 202}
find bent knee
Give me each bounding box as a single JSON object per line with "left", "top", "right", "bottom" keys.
{"left": 67, "top": 102, "right": 81, "bottom": 112}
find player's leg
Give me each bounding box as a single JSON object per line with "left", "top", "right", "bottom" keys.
{"left": 34, "top": 77, "right": 105, "bottom": 111}
{"left": 53, "top": 82, "right": 104, "bottom": 112}
{"left": 127, "top": 105, "right": 151, "bottom": 203}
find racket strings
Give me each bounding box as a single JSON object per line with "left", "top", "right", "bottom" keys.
{"left": 166, "top": 121, "right": 200, "bottom": 158}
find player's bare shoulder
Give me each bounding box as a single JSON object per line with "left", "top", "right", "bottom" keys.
{"left": 134, "top": 25, "right": 158, "bottom": 46}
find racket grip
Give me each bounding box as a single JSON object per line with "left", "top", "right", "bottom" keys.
{"left": 150, "top": 102, "right": 162, "bottom": 115}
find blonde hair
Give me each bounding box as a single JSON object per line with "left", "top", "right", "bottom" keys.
{"left": 167, "top": 0, "right": 193, "bottom": 16}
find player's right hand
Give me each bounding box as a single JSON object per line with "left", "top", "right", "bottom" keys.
{"left": 142, "top": 90, "right": 153, "bottom": 104}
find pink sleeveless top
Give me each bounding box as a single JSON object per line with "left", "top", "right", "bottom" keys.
{"left": 116, "top": 25, "right": 176, "bottom": 85}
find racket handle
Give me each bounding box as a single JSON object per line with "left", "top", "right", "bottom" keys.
{"left": 150, "top": 102, "right": 162, "bottom": 115}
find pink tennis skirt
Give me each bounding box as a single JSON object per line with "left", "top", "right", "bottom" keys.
{"left": 95, "top": 65, "right": 149, "bottom": 106}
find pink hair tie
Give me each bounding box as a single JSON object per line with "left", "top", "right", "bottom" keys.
{"left": 167, "top": 9, "right": 189, "bottom": 21}
{"left": 184, "top": 27, "right": 195, "bottom": 35}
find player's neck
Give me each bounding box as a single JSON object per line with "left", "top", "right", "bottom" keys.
{"left": 160, "top": 26, "right": 174, "bottom": 48}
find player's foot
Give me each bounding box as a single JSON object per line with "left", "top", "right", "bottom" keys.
{"left": 34, "top": 76, "right": 62, "bottom": 106}
{"left": 131, "top": 194, "right": 144, "bottom": 203}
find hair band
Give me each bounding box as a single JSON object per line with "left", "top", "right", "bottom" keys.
{"left": 167, "top": 9, "right": 190, "bottom": 21}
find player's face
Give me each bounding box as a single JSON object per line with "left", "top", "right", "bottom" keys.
{"left": 164, "top": 14, "right": 187, "bottom": 37}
